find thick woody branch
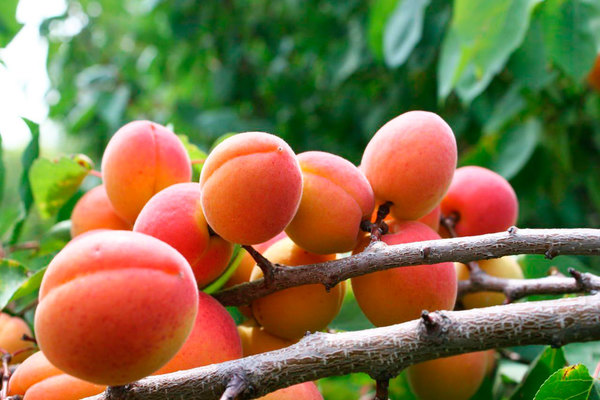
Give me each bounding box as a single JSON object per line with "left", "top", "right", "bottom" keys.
{"left": 87, "top": 294, "right": 600, "bottom": 400}
{"left": 214, "top": 228, "right": 600, "bottom": 306}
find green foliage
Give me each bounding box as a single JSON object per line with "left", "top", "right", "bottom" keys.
{"left": 0, "top": 259, "right": 28, "bottom": 309}
{"left": 534, "top": 364, "right": 596, "bottom": 400}
{"left": 0, "top": 0, "right": 21, "bottom": 47}
{"left": 510, "top": 346, "right": 567, "bottom": 400}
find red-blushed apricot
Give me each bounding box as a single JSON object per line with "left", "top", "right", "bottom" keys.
{"left": 34, "top": 230, "right": 198, "bottom": 386}
{"left": 0, "top": 313, "right": 35, "bottom": 363}
{"left": 200, "top": 132, "right": 303, "bottom": 245}
{"left": 154, "top": 292, "right": 242, "bottom": 374}
{"left": 251, "top": 238, "right": 345, "bottom": 340}
{"left": 406, "top": 351, "right": 488, "bottom": 400}
{"left": 361, "top": 111, "right": 457, "bottom": 221}
{"left": 8, "top": 351, "right": 105, "bottom": 400}
{"left": 258, "top": 382, "right": 323, "bottom": 400}
{"left": 285, "top": 151, "right": 374, "bottom": 254}
{"left": 101, "top": 121, "right": 191, "bottom": 224}
{"left": 351, "top": 221, "right": 457, "bottom": 327}
{"left": 455, "top": 257, "right": 524, "bottom": 308}
{"left": 134, "top": 183, "right": 233, "bottom": 288}
{"left": 70, "top": 185, "right": 131, "bottom": 238}
{"left": 589, "top": 54, "right": 600, "bottom": 91}
{"left": 237, "top": 320, "right": 296, "bottom": 356}
{"left": 441, "top": 166, "right": 518, "bottom": 237}
{"left": 387, "top": 205, "right": 442, "bottom": 234}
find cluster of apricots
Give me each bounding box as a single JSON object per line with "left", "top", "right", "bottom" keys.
{"left": 3, "top": 110, "right": 524, "bottom": 400}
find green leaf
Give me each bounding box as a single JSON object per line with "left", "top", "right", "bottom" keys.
{"left": 534, "top": 364, "right": 594, "bottom": 400}
{"left": 519, "top": 255, "right": 593, "bottom": 279}
{"left": 541, "top": 0, "right": 600, "bottom": 81}
{"left": 209, "top": 132, "right": 238, "bottom": 153}
{"left": 178, "top": 134, "right": 207, "bottom": 181}
{"left": 483, "top": 85, "right": 526, "bottom": 135}
{"left": 329, "top": 285, "right": 374, "bottom": 331}
{"left": 491, "top": 118, "right": 541, "bottom": 180}
{"left": 319, "top": 373, "right": 376, "bottom": 400}
{"left": 9, "top": 267, "right": 46, "bottom": 306}
{"left": 29, "top": 156, "right": 91, "bottom": 219}
{"left": 0, "top": 135, "right": 4, "bottom": 204}
{"left": 438, "top": 0, "right": 541, "bottom": 103}
{"left": 383, "top": 0, "right": 430, "bottom": 68}
{"left": 0, "top": 259, "right": 28, "bottom": 310}
{"left": 0, "top": 0, "right": 21, "bottom": 47}
{"left": 203, "top": 245, "right": 244, "bottom": 294}
{"left": 564, "top": 342, "right": 600, "bottom": 375}
{"left": 39, "top": 220, "right": 72, "bottom": 255}
{"left": 368, "top": 0, "right": 399, "bottom": 60}
{"left": 510, "top": 346, "right": 567, "bottom": 400}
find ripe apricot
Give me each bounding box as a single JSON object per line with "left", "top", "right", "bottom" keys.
{"left": 0, "top": 313, "right": 35, "bottom": 363}
{"left": 455, "top": 257, "right": 524, "bottom": 308}
{"left": 250, "top": 238, "right": 344, "bottom": 340}
{"left": 8, "top": 351, "right": 105, "bottom": 400}
{"left": 351, "top": 221, "right": 457, "bottom": 327}
{"left": 200, "top": 132, "right": 302, "bottom": 245}
{"left": 406, "top": 351, "right": 488, "bottom": 400}
{"left": 134, "top": 183, "right": 233, "bottom": 288}
{"left": 258, "top": 382, "right": 323, "bottom": 399}
{"left": 101, "top": 120, "right": 191, "bottom": 224}
{"left": 387, "top": 205, "right": 442, "bottom": 234}
{"left": 154, "top": 292, "right": 242, "bottom": 374}
{"left": 361, "top": 111, "right": 457, "bottom": 221}
{"left": 34, "top": 230, "right": 198, "bottom": 385}
{"left": 441, "top": 166, "right": 518, "bottom": 237}
{"left": 237, "top": 320, "right": 296, "bottom": 356}
{"left": 285, "top": 151, "right": 374, "bottom": 254}
{"left": 70, "top": 185, "right": 130, "bottom": 237}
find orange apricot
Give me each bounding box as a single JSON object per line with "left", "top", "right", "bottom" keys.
{"left": 237, "top": 320, "right": 296, "bottom": 356}
{"left": 250, "top": 238, "right": 344, "bottom": 340}
{"left": 0, "top": 313, "right": 35, "bottom": 363}
{"left": 70, "top": 185, "right": 131, "bottom": 238}
{"left": 285, "top": 151, "right": 374, "bottom": 254}
{"left": 387, "top": 205, "right": 441, "bottom": 234}
{"left": 134, "top": 183, "right": 233, "bottom": 288}
{"left": 101, "top": 120, "right": 191, "bottom": 224}
{"left": 361, "top": 111, "right": 457, "bottom": 221}
{"left": 200, "top": 132, "right": 303, "bottom": 245}
{"left": 34, "top": 230, "right": 198, "bottom": 385}
{"left": 258, "top": 382, "right": 323, "bottom": 399}
{"left": 351, "top": 221, "right": 457, "bottom": 327}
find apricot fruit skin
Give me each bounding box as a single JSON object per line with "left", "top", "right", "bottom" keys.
{"left": 589, "top": 54, "right": 600, "bottom": 91}
{"left": 258, "top": 382, "right": 323, "bottom": 400}
{"left": 441, "top": 166, "right": 518, "bottom": 237}
{"left": 200, "top": 132, "right": 303, "bottom": 245}
{"left": 406, "top": 351, "right": 488, "bottom": 400}
{"left": 456, "top": 257, "right": 524, "bottom": 308}
{"left": 250, "top": 238, "right": 344, "bottom": 340}
{"left": 70, "top": 185, "right": 131, "bottom": 237}
{"left": 351, "top": 221, "right": 457, "bottom": 327}
{"left": 285, "top": 151, "right": 374, "bottom": 254}
{"left": 34, "top": 230, "right": 199, "bottom": 386}
{"left": 101, "top": 120, "right": 191, "bottom": 224}
{"left": 237, "top": 320, "right": 296, "bottom": 356}
{"left": 154, "top": 292, "right": 242, "bottom": 374}
{"left": 134, "top": 183, "right": 233, "bottom": 288}
{"left": 0, "top": 313, "right": 35, "bottom": 363}
{"left": 361, "top": 111, "right": 457, "bottom": 221}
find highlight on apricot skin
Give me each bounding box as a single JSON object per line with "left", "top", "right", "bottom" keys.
{"left": 258, "top": 382, "right": 323, "bottom": 400}
{"left": 351, "top": 221, "right": 457, "bottom": 327}
{"left": 134, "top": 183, "right": 233, "bottom": 288}
{"left": 238, "top": 320, "right": 296, "bottom": 356}
{"left": 70, "top": 185, "right": 131, "bottom": 238}
{"left": 250, "top": 238, "right": 345, "bottom": 340}
{"left": 361, "top": 111, "right": 457, "bottom": 221}
{"left": 34, "top": 230, "right": 199, "bottom": 386}
{"left": 8, "top": 351, "right": 106, "bottom": 400}
{"left": 0, "top": 313, "right": 35, "bottom": 363}
{"left": 200, "top": 132, "right": 303, "bottom": 245}
{"left": 101, "top": 120, "right": 192, "bottom": 224}
{"left": 441, "top": 166, "right": 518, "bottom": 237}
{"left": 154, "top": 292, "right": 242, "bottom": 375}
{"left": 455, "top": 256, "right": 524, "bottom": 308}
{"left": 285, "top": 151, "right": 375, "bottom": 254}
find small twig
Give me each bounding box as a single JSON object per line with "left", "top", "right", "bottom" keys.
{"left": 1, "top": 352, "right": 12, "bottom": 400}
{"left": 373, "top": 379, "right": 389, "bottom": 400}
{"left": 440, "top": 213, "right": 459, "bottom": 238}
{"left": 242, "top": 245, "right": 277, "bottom": 286}
{"left": 20, "top": 335, "right": 36, "bottom": 346}
{"left": 6, "top": 241, "right": 40, "bottom": 254}
{"left": 594, "top": 360, "right": 600, "bottom": 379}
{"left": 369, "top": 202, "right": 392, "bottom": 242}
{"left": 89, "top": 170, "right": 102, "bottom": 179}
{"left": 220, "top": 374, "right": 247, "bottom": 400}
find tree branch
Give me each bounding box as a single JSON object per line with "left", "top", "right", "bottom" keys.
{"left": 214, "top": 228, "right": 600, "bottom": 306}
{"left": 86, "top": 294, "right": 600, "bottom": 400}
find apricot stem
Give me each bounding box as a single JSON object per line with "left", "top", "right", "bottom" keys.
{"left": 373, "top": 379, "right": 389, "bottom": 400}
{"left": 439, "top": 212, "right": 459, "bottom": 238}
{"left": 242, "top": 245, "right": 276, "bottom": 286}
{"left": 1, "top": 352, "right": 12, "bottom": 400}
{"left": 219, "top": 373, "right": 247, "bottom": 400}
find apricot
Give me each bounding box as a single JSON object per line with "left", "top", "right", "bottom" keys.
{"left": 441, "top": 166, "right": 518, "bottom": 237}
{"left": 237, "top": 320, "right": 296, "bottom": 356}
{"left": 34, "top": 230, "right": 198, "bottom": 385}
{"left": 134, "top": 183, "right": 233, "bottom": 288}
{"left": 351, "top": 221, "right": 457, "bottom": 327}
{"left": 0, "top": 313, "right": 35, "bottom": 363}
{"left": 406, "top": 351, "right": 488, "bottom": 400}
{"left": 70, "top": 185, "right": 130, "bottom": 237}
{"left": 8, "top": 351, "right": 105, "bottom": 400}
{"left": 361, "top": 111, "right": 457, "bottom": 221}
{"left": 455, "top": 256, "right": 524, "bottom": 308}
{"left": 154, "top": 292, "right": 242, "bottom": 374}
{"left": 285, "top": 151, "right": 374, "bottom": 254}
{"left": 387, "top": 205, "right": 441, "bottom": 234}
{"left": 101, "top": 120, "right": 192, "bottom": 224}
{"left": 258, "top": 382, "right": 323, "bottom": 399}
{"left": 200, "top": 132, "right": 303, "bottom": 245}
{"left": 251, "top": 238, "right": 344, "bottom": 340}
{"left": 589, "top": 54, "right": 600, "bottom": 91}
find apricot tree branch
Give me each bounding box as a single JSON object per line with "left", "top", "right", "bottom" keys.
{"left": 214, "top": 228, "right": 600, "bottom": 306}
{"left": 242, "top": 245, "right": 276, "bottom": 285}
{"left": 87, "top": 294, "right": 600, "bottom": 400}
